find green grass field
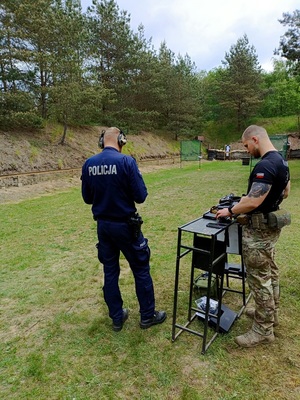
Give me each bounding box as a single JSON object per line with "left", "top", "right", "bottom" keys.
{"left": 1, "top": 160, "right": 300, "bottom": 399}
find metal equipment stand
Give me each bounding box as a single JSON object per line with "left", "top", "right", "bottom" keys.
{"left": 171, "top": 216, "right": 250, "bottom": 354}
{"left": 223, "top": 223, "right": 252, "bottom": 318}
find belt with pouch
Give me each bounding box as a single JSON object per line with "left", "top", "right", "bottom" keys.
{"left": 236, "top": 213, "right": 268, "bottom": 229}
{"left": 237, "top": 209, "right": 291, "bottom": 229}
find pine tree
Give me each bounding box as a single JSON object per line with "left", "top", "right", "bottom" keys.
{"left": 219, "top": 34, "right": 263, "bottom": 131}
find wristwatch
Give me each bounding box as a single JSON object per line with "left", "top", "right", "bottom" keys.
{"left": 228, "top": 205, "right": 234, "bottom": 215}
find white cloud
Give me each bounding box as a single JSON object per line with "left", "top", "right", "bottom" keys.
{"left": 81, "top": 0, "right": 299, "bottom": 71}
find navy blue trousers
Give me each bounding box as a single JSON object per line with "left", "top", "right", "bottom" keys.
{"left": 97, "top": 220, "right": 155, "bottom": 322}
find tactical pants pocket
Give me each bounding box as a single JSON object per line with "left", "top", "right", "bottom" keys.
{"left": 132, "top": 236, "right": 150, "bottom": 266}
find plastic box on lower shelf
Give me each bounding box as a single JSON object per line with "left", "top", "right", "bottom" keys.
{"left": 196, "top": 303, "right": 238, "bottom": 333}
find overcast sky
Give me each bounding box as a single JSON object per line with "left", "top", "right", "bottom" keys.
{"left": 81, "top": 0, "right": 299, "bottom": 72}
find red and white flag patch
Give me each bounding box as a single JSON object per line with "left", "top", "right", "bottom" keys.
{"left": 256, "top": 172, "right": 264, "bottom": 179}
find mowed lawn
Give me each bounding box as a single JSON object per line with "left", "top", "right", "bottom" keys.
{"left": 0, "top": 160, "right": 299, "bottom": 400}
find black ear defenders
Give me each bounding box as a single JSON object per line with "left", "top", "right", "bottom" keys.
{"left": 118, "top": 129, "right": 127, "bottom": 147}
{"left": 98, "top": 128, "right": 127, "bottom": 149}
{"left": 98, "top": 130, "right": 106, "bottom": 149}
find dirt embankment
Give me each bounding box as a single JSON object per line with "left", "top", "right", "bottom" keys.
{"left": 0, "top": 126, "right": 180, "bottom": 175}
{"left": 1, "top": 126, "right": 299, "bottom": 204}
{"left": 1, "top": 126, "right": 300, "bottom": 176}
{"left": 0, "top": 126, "right": 180, "bottom": 203}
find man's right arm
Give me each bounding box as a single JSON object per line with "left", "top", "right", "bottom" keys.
{"left": 216, "top": 181, "right": 271, "bottom": 219}
{"left": 283, "top": 180, "right": 291, "bottom": 199}
{"left": 128, "top": 158, "right": 148, "bottom": 204}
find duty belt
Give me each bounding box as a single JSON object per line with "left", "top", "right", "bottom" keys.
{"left": 237, "top": 213, "right": 268, "bottom": 229}
{"left": 94, "top": 215, "right": 130, "bottom": 222}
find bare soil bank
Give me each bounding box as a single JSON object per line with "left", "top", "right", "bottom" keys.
{"left": 1, "top": 126, "right": 299, "bottom": 176}
{"left": 1, "top": 126, "right": 299, "bottom": 204}
{"left": 0, "top": 126, "right": 180, "bottom": 175}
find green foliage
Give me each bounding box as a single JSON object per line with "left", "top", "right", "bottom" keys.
{"left": 110, "top": 108, "right": 161, "bottom": 131}
{"left": 219, "top": 34, "right": 263, "bottom": 131}
{"left": 0, "top": 111, "right": 44, "bottom": 130}
{"left": 277, "top": 10, "right": 300, "bottom": 75}
{"left": 259, "top": 60, "right": 300, "bottom": 117}
{"left": 1, "top": 1, "right": 300, "bottom": 143}
{"left": 0, "top": 91, "right": 44, "bottom": 129}
{"left": 250, "top": 115, "right": 299, "bottom": 134}
{"left": 196, "top": 115, "right": 299, "bottom": 148}
{"left": 203, "top": 119, "right": 241, "bottom": 147}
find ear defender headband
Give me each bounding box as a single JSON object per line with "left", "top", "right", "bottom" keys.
{"left": 98, "top": 128, "right": 127, "bottom": 149}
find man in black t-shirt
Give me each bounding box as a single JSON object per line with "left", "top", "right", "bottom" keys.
{"left": 216, "top": 125, "right": 290, "bottom": 348}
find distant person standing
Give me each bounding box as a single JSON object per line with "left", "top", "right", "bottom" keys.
{"left": 216, "top": 125, "right": 290, "bottom": 348}
{"left": 225, "top": 144, "right": 231, "bottom": 159}
{"left": 81, "top": 127, "right": 166, "bottom": 332}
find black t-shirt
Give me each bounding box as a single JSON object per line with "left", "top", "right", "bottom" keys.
{"left": 247, "top": 151, "right": 290, "bottom": 214}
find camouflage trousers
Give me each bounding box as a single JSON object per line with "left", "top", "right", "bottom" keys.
{"left": 242, "top": 225, "right": 281, "bottom": 335}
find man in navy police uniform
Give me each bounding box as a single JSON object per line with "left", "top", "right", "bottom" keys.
{"left": 81, "top": 127, "right": 166, "bottom": 331}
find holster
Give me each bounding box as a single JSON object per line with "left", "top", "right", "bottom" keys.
{"left": 128, "top": 213, "right": 143, "bottom": 239}
{"left": 236, "top": 214, "right": 249, "bottom": 225}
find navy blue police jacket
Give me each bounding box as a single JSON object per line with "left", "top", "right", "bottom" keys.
{"left": 81, "top": 147, "right": 148, "bottom": 220}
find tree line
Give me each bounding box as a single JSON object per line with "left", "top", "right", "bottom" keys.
{"left": 1, "top": 0, "right": 300, "bottom": 142}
